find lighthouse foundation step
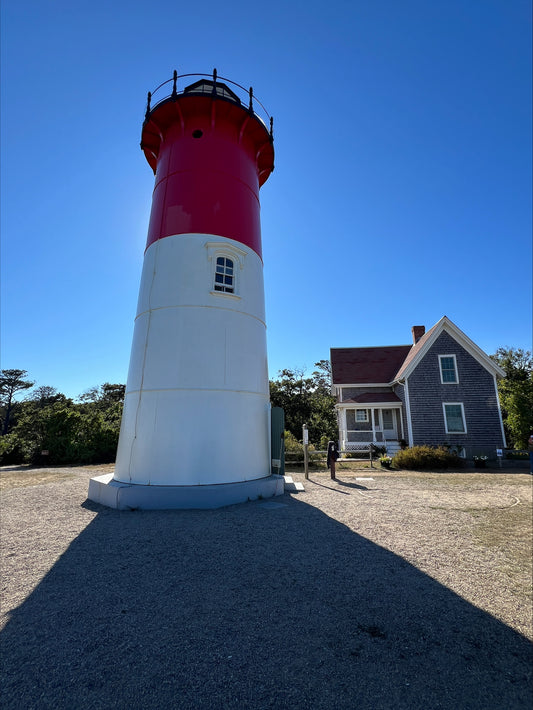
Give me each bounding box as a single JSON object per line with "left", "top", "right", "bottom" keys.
{"left": 283, "top": 475, "right": 305, "bottom": 492}
{"left": 88, "top": 473, "right": 284, "bottom": 510}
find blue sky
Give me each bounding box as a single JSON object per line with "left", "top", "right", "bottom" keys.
{"left": 1, "top": 0, "right": 531, "bottom": 399}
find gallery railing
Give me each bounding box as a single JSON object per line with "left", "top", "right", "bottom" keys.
{"left": 143, "top": 69, "right": 274, "bottom": 139}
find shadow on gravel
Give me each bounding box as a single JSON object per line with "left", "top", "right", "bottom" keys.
{"left": 1, "top": 495, "right": 531, "bottom": 710}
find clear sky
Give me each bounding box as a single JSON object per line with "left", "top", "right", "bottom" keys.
{"left": 1, "top": 0, "right": 531, "bottom": 399}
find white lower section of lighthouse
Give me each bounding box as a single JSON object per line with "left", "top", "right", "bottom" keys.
{"left": 88, "top": 233, "right": 284, "bottom": 509}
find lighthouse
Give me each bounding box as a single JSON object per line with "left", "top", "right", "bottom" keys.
{"left": 88, "top": 70, "right": 283, "bottom": 509}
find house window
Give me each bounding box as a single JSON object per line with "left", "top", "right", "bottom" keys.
{"left": 355, "top": 409, "right": 368, "bottom": 423}
{"left": 443, "top": 403, "right": 466, "bottom": 433}
{"left": 439, "top": 355, "right": 458, "bottom": 384}
{"left": 214, "top": 256, "right": 234, "bottom": 293}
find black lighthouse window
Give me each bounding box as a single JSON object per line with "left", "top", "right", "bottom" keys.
{"left": 214, "top": 257, "right": 234, "bottom": 293}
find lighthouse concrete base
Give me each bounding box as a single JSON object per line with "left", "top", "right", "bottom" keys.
{"left": 87, "top": 473, "right": 285, "bottom": 510}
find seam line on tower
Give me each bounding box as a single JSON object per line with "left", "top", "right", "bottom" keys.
{"left": 134, "top": 304, "right": 267, "bottom": 328}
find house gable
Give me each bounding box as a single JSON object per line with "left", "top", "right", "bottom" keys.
{"left": 394, "top": 316, "right": 504, "bottom": 383}
{"left": 406, "top": 330, "right": 504, "bottom": 450}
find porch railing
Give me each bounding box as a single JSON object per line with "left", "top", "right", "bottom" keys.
{"left": 341, "top": 430, "right": 387, "bottom": 444}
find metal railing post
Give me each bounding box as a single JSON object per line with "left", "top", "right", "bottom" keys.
{"left": 145, "top": 92, "right": 152, "bottom": 121}
{"left": 171, "top": 70, "right": 178, "bottom": 99}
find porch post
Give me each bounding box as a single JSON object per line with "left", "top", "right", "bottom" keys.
{"left": 340, "top": 407, "right": 347, "bottom": 449}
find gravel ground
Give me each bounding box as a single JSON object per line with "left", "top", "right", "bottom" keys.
{"left": 1, "top": 464, "right": 532, "bottom": 709}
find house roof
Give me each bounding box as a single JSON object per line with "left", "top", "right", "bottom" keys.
{"left": 393, "top": 321, "right": 440, "bottom": 381}
{"left": 331, "top": 345, "right": 412, "bottom": 385}
{"left": 331, "top": 316, "right": 505, "bottom": 386}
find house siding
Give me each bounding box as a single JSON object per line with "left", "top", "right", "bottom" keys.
{"left": 407, "top": 332, "right": 504, "bottom": 454}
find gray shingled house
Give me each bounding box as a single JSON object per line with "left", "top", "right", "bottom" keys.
{"left": 330, "top": 316, "right": 506, "bottom": 458}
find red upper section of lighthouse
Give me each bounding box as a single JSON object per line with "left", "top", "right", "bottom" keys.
{"left": 140, "top": 74, "right": 275, "bottom": 258}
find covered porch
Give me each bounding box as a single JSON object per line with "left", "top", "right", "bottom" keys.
{"left": 336, "top": 393, "right": 404, "bottom": 454}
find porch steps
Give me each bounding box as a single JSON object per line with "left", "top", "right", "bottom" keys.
{"left": 385, "top": 441, "right": 402, "bottom": 456}
{"left": 283, "top": 475, "right": 305, "bottom": 492}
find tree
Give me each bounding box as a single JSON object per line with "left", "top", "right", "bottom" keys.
{"left": 13, "top": 400, "right": 82, "bottom": 464}
{"left": 78, "top": 383, "right": 125, "bottom": 407}
{"left": 100, "top": 383, "right": 126, "bottom": 404}
{"left": 0, "top": 369, "right": 34, "bottom": 435}
{"left": 491, "top": 347, "right": 533, "bottom": 449}
{"left": 74, "top": 383, "right": 125, "bottom": 462}
{"left": 78, "top": 386, "right": 100, "bottom": 403}
{"left": 270, "top": 368, "right": 312, "bottom": 441}
{"left": 11, "top": 387, "right": 123, "bottom": 465}
{"left": 0, "top": 379, "right": 125, "bottom": 466}
{"left": 28, "top": 386, "right": 69, "bottom": 408}
{"left": 310, "top": 359, "right": 332, "bottom": 390}
{"left": 269, "top": 361, "right": 337, "bottom": 446}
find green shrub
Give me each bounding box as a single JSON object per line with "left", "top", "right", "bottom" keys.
{"left": 0, "top": 433, "right": 24, "bottom": 465}
{"left": 319, "top": 434, "right": 330, "bottom": 451}
{"left": 393, "top": 445, "right": 464, "bottom": 470}
{"left": 505, "top": 451, "right": 528, "bottom": 460}
{"left": 284, "top": 430, "right": 303, "bottom": 455}
{"left": 284, "top": 430, "right": 324, "bottom": 466}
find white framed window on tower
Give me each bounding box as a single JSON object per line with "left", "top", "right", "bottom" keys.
{"left": 205, "top": 242, "right": 246, "bottom": 299}
{"left": 439, "top": 354, "right": 458, "bottom": 384}
{"left": 214, "top": 256, "right": 235, "bottom": 293}
{"left": 443, "top": 402, "right": 467, "bottom": 433}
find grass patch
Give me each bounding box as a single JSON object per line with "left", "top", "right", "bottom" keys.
{"left": 469, "top": 503, "right": 532, "bottom": 573}
{"left": 0, "top": 469, "right": 76, "bottom": 492}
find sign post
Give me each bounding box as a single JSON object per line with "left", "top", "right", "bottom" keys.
{"left": 303, "top": 424, "right": 309, "bottom": 479}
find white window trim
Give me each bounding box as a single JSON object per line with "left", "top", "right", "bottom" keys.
{"left": 355, "top": 409, "right": 369, "bottom": 423}
{"left": 206, "top": 242, "right": 246, "bottom": 299}
{"left": 493, "top": 374, "right": 507, "bottom": 448}
{"left": 210, "top": 289, "right": 241, "bottom": 301}
{"left": 442, "top": 402, "right": 467, "bottom": 434}
{"left": 404, "top": 378, "right": 414, "bottom": 447}
{"left": 439, "top": 354, "right": 459, "bottom": 384}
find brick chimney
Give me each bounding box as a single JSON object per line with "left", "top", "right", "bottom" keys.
{"left": 412, "top": 325, "right": 425, "bottom": 344}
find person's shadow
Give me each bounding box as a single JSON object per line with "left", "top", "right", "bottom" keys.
{"left": 1, "top": 494, "right": 531, "bottom": 709}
